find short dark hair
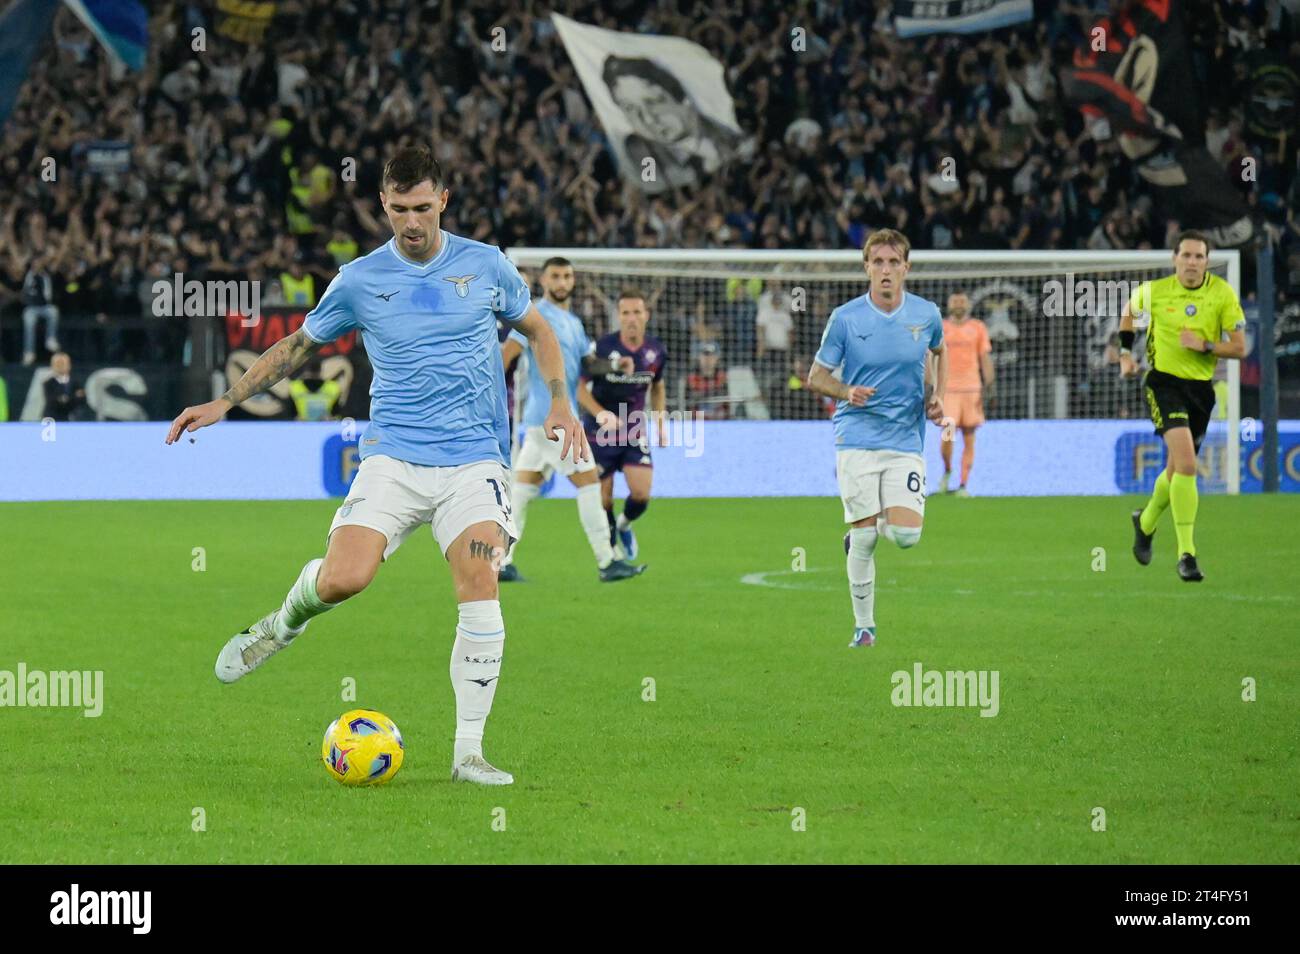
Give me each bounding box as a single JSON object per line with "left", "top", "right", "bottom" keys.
{"left": 1173, "top": 229, "right": 1211, "bottom": 255}
{"left": 617, "top": 286, "right": 647, "bottom": 306}
{"left": 541, "top": 256, "right": 573, "bottom": 271}
{"left": 383, "top": 146, "right": 443, "bottom": 193}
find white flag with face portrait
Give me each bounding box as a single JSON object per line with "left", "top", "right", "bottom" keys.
{"left": 552, "top": 13, "right": 746, "bottom": 195}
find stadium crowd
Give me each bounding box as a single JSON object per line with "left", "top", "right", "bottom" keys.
{"left": 0, "top": 0, "right": 1295, "bottom": 418}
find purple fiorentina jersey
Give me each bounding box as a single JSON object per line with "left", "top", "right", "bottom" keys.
{"left": 583, "top": 332, "right": 667, "bottom": 428}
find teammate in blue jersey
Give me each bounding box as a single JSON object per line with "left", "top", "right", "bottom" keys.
{"left": 498, "top": 257, "right": 646, "bottom": 583}
{"left": 808, "top": 229, "right": 948, "bottom": 649}
{"left": 578, "top": 288, "right": 668, "bottom": 562}
{"left": 165, "top": 147, "right": 586, "bottom": 786}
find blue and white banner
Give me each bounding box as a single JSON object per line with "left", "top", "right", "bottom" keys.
{"left": 62, "top": 0, "right": 147, "bottom": 71}
{"left": 893, "top": 0, "right": 1033, "bottom": 38}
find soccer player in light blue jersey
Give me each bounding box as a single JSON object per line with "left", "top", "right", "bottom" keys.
{"left": 808, "top": 229, "right": 948, "bottom": 649}
{"left": 498, "top": 257, "right": 646, "bottom": 583}
{"left": 165, "top": 147, "right": 586, "bottom": 785}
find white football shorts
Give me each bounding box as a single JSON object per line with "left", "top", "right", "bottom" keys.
{"left": 328, "top": 455, "right": 518, "bottom": 560}
{"left": 836, "top": 449, "right": 927, "bottom": 523}
{"left": 514, "top": 425, "right": 596, "bottom": 479}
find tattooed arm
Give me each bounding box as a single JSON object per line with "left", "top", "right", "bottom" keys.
{"left": 165, "top": 328, "right": 325, "bottom": 444}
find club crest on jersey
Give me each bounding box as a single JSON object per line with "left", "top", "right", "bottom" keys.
{"left": 645, "top": 350, "right": 656, "bottom": 363}
{"left": 907, "top": 324, "right": 926, "bottom": 341}
{"left": 444, "top": 274, "right": 477, "bottom": 298}
{"left": 1185, "top": 304, "right": 1197, "bottom": 316}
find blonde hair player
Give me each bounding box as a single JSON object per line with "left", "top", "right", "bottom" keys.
{"left": 807, "top": 229, "right": 947, "bottom": 647}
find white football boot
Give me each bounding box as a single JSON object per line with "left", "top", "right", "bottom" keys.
{"left": 214, "top": 612, "right": 297, "bottom": 683}
{"left": 451, "top": 754, "right": 515, "bottom": 786}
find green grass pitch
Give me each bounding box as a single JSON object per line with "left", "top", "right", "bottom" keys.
{"left": 1, "top": 495, "right": 1296, "bottom": 864}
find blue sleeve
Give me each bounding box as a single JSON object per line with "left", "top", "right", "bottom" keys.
{"left": 813, "top": 309, "right": 844, "bottom": 368}
{"left": 302, "top": 268, "right": 356, "bottom": 342}
{"left": 494, "top": 250, "right": 531, "bottom": 323}
{"left": 507, "top": 328, "right": 528, "bottom": 349}
{"left": 929, "top": 305, "right": 944, "bottom": 350}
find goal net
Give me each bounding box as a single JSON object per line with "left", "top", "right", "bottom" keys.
{"left": 507, "top": 248, "right": 1242, "bottom": 493}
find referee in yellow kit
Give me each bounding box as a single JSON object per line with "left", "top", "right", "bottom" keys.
{"left": 1119, "top": 230, "right": 1246, "bottom": 582}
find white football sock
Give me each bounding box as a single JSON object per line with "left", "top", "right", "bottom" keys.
{"left": 450, "top": 600, "right": 505, "bottom": 762}
{"left": 275, "top": 557, "right": 334, "bottom": 640}
{"left": 847, "top": 527, "right": 878, "bottom": 629}
{"left": 502, "top": 480, "right": 541, "bottom": 566}
{"left": 576, "top": 483, "right": 616, "bottom": 568}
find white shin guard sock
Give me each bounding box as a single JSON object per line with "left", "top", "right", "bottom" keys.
{"left": 276, "top": 557, "right": 333, "bottom": 640}
{"left": 450, "top": 600, "right": 505, "bottom": 762}
{"left": 847, "top": 527, "right": 879, "bottom": 629}
{"left": 503, "top": 481, "right": 541, "bottom": 566}
{"left": 576, "top": 483, "right": 616, "bottom": 567}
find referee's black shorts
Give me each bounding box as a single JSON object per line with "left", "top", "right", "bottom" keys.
{"left": 1143, "top": 369, "right": 1215, "bottom": 450}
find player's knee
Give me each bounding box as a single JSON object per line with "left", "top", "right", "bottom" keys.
{"left": 317, "top": 561, "right": 376, "bottom": 602}
{"left": 885, "top": 525, "right": 923, "bottom": 549}
{"left": 456, "top": 564, "right": 499, "bottom": 602}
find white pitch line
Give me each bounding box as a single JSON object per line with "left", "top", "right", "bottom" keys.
{"left": 740, "top": 569, "right": 1298, "bottom": 603}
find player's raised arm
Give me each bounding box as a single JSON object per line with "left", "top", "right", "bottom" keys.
{"left": 512, "top": 303, "right": 590, "bottom": 462}
{"left": 165, "top": 328, "right": 325, "bottom": 444}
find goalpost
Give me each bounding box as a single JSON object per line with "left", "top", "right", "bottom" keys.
{"left": 507, "top": 248, "right": 1242, "bottom": 494}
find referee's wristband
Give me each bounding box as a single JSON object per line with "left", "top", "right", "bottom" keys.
{"left": 1118, "top": 330, "right": 1135, "bottom": 351}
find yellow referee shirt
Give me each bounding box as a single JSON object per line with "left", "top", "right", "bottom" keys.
{"left": 1127, "top": 273, "right": 1245, "bottom": 381}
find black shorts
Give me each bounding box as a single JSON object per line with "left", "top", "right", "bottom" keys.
{"left": 1144, "top": 369, "right": 1215, "bottom": 450}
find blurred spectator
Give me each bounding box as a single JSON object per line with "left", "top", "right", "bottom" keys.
{"left": 281, "top": 254, "right": 317, "bottom": 307}
{"left": 42, "top": 351, "right": 85, "bottom": 421}
{"left": 289, "top": 359, "right": 341, "bottom": 421}
{"left": 755, "top": 281, "right": 794, "bottom": 382}
{"left": 22, "top": 253, "right": 61, "bottom": 366}
{"left": 686, "top": 342, "right": 728, "bottom": 419}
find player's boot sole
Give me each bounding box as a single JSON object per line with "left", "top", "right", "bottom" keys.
{"left": 1131, "top": 510, "right": 1154, "bottom": 566}
{"left": 1177, "top": 553, "right": 1204, "bottom": 582}
{"left": 215, "top": 612, "right": 294, "bottom": 683}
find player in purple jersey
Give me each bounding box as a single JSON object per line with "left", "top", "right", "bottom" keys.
{"left": 578, "top": 288, "right": 668, "bottom": 561}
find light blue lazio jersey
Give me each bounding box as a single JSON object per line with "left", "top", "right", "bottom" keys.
{"left": 813, "top": 290, "right": 944, "bottom": 455}
{"left": 508, "top": 298, "right": 592, "bottom": 429}
{"left": 302, "top": 230, "right": 530, "bottom": 467}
